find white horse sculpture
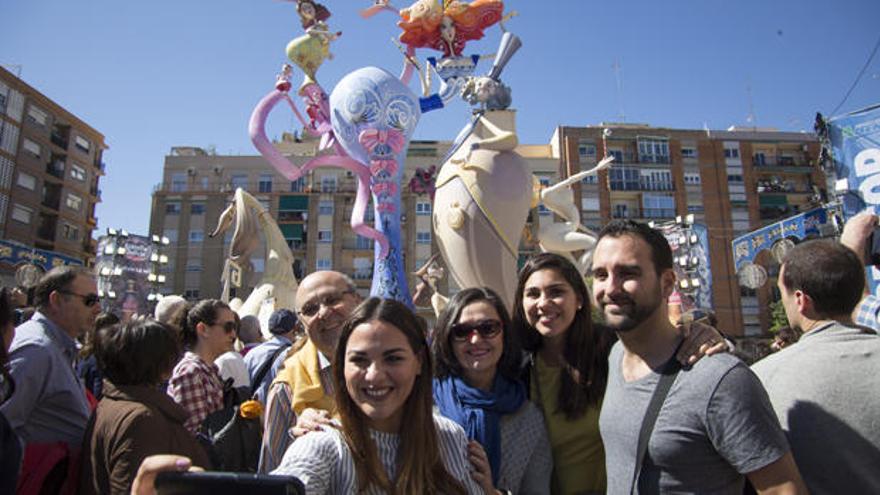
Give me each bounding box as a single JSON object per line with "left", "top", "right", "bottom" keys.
{"left": 210, "top": 188, "right": 298, "bottom": 337}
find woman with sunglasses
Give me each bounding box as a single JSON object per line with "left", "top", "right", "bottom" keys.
{"left": 273, "top": 298, "right": 482, "bottom": 493}
{"left": 433, "top": 287, "right": 552, "bottom": 495}
{"left": 167, "top": 299, "right": 237, "bottom": 433}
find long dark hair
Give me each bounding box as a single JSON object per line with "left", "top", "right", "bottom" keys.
{"left": 432, "top": 287, "right": 520, "bottom": 381}
{"left": 333, "top": 298, "right": 465, "bottom": 495}
{"left": 0, "top": 287, "right": 16, "bottom": 404}
{"left": 511, "top": 253, "right": 613, "bottom": 419}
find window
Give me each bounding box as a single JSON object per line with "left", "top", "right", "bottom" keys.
{"left": 578, "top": 142, "right": 596, "bottom": 158}
{"left": 23, "top": 138, "right": 41, "bottom": 158}
{"left": 65, "top": 193, "right": 82, "bottom": 211}
{"left": 582, "top": 174, "right": 598, "bottom": 185}
{"left": 189, "top": 230, "right": 204, "bottom": 243}
{"left": 681, "top": 147, "right": 697, "bottom": 158}
{"left": 16, "top": 172, "right": 36, "bottom": 191}
{"left": 316, "top": 258, "right": 332, "bottom": 270}
{"left": 165, "top": 202, "right": 181, "bottom": 214}
{"left": 684, "top": 173, "right": 701, "bottom": 185}
{"left": 318, "top": 200, "right": 334, "bottom": 215}
{"left": 62, "top": 223, "right": 79, "bottom": 241}
{"left": 290, "top": 177, "right": 306, "bottom": 192}
{"left": 728, "top": 174, "right": 744, "bottom": 183}
{"left": 318, "top": 230, "right": 332, "bottom": 243}
{"left": 637, "top": 137, "right": 670, "bottom": 163}
{"left": 164, "top": 229, "right": 178, "bottom": 243}
{"left": 724, "top": 147, "right": 740, "bottom": 159}
{"left": 609, "top": 149, "right": 624, "bottom": 163}
{"left": 74, "top": 135, "right": 91, "bottom": 153}
{"left": 186, "top": 261, "right": 203, "bottom": 272}
{"left": 416, "top": 231, "right": 432, "bottom": 244}
{"left": 609, "top": 167, "right": 640, "bottom": 191}
{"left": 642, "top": 195, "right": 675, "bottom": 219}
{"left": 11, "top": 204, "right": 33, "bottom": 224}
{"left": 320, "top": 175, "right": 337, "bottom": 193}
{"left": 258, "top": 174, "right": 273, "bottom": 193}
{"left": 171, "top": 173, "right": 186, "bottom": 192}
{"left": 27, "top": 106, "right": 48, "bottom": 126}
{"left": 184, "top": 289, "right": 200, "bottom": 299}
{"left": 231, "top": 174, "right": 248, "bottom": 190}
{"left": 415, "top": 201, "right": 431, "bottom": 215}
{"left": 687, "top": 205, "right": 704, "bottom": 213}
{"left": 0, "top": 122, "right": 19, "bottom": 155}
{"left": 753, "top": 153, "right": 767, "bottom": 166}
{"left": 190, "top": 202, "right": 205, "bottom": 215}
{"left": 70, "top": 163, "right": 86, "bottom": 181}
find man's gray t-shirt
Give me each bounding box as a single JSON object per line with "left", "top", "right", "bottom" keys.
{"left": 599, "top": 341, "right": 789, "bottom": 494}
{"left": 752, "top": 321, "right": 880, "bottom": 494}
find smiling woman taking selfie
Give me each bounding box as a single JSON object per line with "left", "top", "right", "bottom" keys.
{"left": 272, "top": 297, "right": 483, "bottom": 494}
{"left": 433, "top": 287, "right": 551, "bottom": 495}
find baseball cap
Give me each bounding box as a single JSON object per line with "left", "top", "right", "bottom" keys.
{"left": 269, "top": 308, "right": 298, "bottom": 335}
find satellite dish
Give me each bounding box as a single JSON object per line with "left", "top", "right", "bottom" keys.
{"left": 737, "top": 263, "right": 768, "bottom": 289}
{"left": 15, "top": 264, "right": 44, "bottom": 289}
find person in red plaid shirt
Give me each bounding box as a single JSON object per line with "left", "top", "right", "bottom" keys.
{"left": 167, "top": 299, "right": 237, "bottom": 433}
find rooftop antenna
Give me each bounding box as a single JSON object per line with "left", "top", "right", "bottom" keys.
{"left": 745, "top": 82, "right": 756, "bottom": 129}
{"left": 612, "top": 59, "right": 626, "bottom": 123}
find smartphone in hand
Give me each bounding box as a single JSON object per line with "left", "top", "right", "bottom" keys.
{"left": 155, "top": 471, "right": 304, "bottom": 495}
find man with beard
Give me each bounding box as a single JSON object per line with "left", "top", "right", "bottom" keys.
{"left": 752, "top": 240, "right": 880, "bottom": 493}
{"left": 591, "top": 220, "right": 805, "bottom": 494}
{"left": 258, "top": 271, "right": 361, "bottom": 473}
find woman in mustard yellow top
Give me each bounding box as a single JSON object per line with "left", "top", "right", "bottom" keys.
{"left": 512, "top": 253, "right": 613, "bottom": 495}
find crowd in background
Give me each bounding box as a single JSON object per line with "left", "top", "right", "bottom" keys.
{"left": 0, "top": 215, "right": 878, "bottom": 494}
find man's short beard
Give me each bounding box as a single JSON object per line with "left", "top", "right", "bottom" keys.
{"left": 602, "top": 294, "right": 663, "bottom": 333}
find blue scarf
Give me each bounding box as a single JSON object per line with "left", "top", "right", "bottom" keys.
{"left": 433, "top": 374, "right": 525, "bottom": 486}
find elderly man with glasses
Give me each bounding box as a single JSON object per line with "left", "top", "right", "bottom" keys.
{"left": 1, "top": 266, "right": 100, "bottom": 448}
{"left": 258, "top": 270, "right": 361, "bottom": 473}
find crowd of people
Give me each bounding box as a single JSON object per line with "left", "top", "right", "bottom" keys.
{"left": 0, "top": 214, "right": 878, "bottom": 494}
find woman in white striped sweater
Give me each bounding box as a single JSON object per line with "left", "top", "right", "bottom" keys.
{"left": 273, "top": 297, "right": 485, "bottom": 494}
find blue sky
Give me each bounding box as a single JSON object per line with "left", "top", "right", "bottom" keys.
{"left": 2, "top": 0, "right": 878, "bottom": 236}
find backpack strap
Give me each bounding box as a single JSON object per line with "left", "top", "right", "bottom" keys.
{"left": 630, "top": 344, "right": 683, "bottom": 495}
{"left": 251, "top": 343, "right": 291, "bottom": 397}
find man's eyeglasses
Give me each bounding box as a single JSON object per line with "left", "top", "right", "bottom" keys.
{"left": 451, "top": 319, "right": 503, "bottom": 341}
{"left": 58, "top": 290, "right": 100, "bottom": 307}
{"left": 297, "top": 289, "right": 355, "bottom": 317}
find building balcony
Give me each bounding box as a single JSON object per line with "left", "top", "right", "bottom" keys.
{"left": 285, "top": 239, "right": 307, "bottom": 251}
{"left": 610, "top": 180, "right": 675, "bottom": 192}
{"left": 46, "top": 160, "right": 66, "bottom": 179}
{"left": 278, "top": 211, "right": 308, "bottom": 222}
{"left": 50, "top": 132, "right": 69, "bottom": 150}
{"left": 341, "top": 238, "right": 375, "bottom": 251}
{"left": 86, "top": 216, "right": 97, "bottom": 227}
{"left": 611, "top": 207, "right": 676, "bottom": 220}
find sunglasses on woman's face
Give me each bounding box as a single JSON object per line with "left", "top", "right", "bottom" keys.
{"left": 451, "top": 319, "right": 502, "bottom": 341}
{"left": 215, "top": 321, "right": 237, "bottom": 333}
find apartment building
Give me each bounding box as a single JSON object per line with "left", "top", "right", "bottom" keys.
{"left": 149, "top": 133, "right": 560, "bottom": 314}
{"left": 0, "top": 66, "right": 106, "bottom": 282}
{"left": 552, "top": 123, "right": 823, "bottom": 336}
